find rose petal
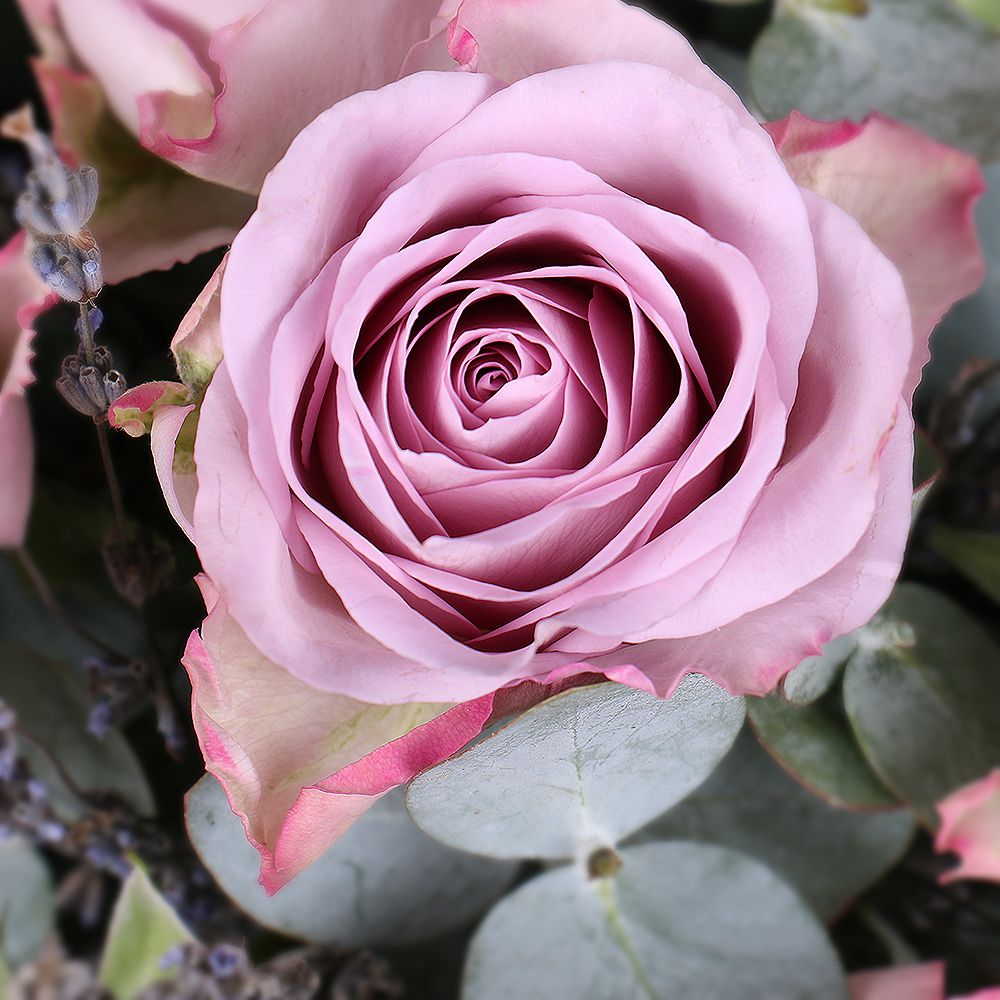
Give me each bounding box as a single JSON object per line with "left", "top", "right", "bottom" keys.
{"left": 444, "top": 0, "right": 745, "bottom": 117}
{"left": 183, "top": 586, "right": 653, "bottom": 891}
{"left": 766, "top": 112, "right": 985, "bottom": 397}
{"left": 33, "top": 60, "right": 254, "bottom": 282}
{"left": 138, "top": 0, "right": 446, "bottom": 192}
{"left": 171, "top": 253, "right": 225, "bottom": 393}
{"left": 848, "top": 963, "right": 944, "bottom": 1000}
{"left": 0, "top": 234, "right": 47, "bottom": 549}
{"left": 936, "top": 769, "right": 1000, "bottom": 884}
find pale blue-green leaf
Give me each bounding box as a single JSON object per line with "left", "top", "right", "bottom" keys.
{"left": 750, "top": 0, "right": 1000, "bottom": 160}
{"left": 98, "top": 865, "right": 193, "bottom": 1000}
{"left": 462, "top": 842, "right": 848, "bottom": 1000}
{"left": 843, "top": 583, "right": 1000, "bottom": 824}
{"left": 921, "top": 163, "right": 1000, "bottom": 405}
{"left": 929, "top": 525, "right": 1000, "bottom": 603}
{"left": 747, "top": 691, "right": 898, "bottom": 809}
{"left": 781, "top": 633, "right": 858, "bottom": 706}
{"left": 406, "top": 677, "right": 744, "bottom": 860}
{"left": 955, "top": 0, "right": 1000, "bottom": 31}
{"left": 186, "top": 776, "right": 516, "bottom": 948}
{"left": 0, "top": 643, "right": 153, "bottom": 820}
{"left": 0, "top": 838, "right": 54, "bottom": 967}
{"left": 632, "top": 728, "right": 914, "bottom": 921}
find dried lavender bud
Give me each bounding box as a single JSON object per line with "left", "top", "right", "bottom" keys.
{"left": 78, "top": 366, "right": 109, "bottom": 410}
{"left": 104, "top": 370, "right": 128, "bottom": 405}
{"left": 57, "top": 373, "right": 105, "bottom": 418}
{"left": 7, "top": 940, "right": 112, "bottom": 1000}
{"left": 207, "top": 945, "right": 246, "bottom": 980}
{"left": 92, "top": 343, "right": 113, "bottom": 374}
{"left": 27, "top": 235, "right": 89, "bottom": 302}
{"left": 331, "top": 952, "right": 403, "bottom": 1000}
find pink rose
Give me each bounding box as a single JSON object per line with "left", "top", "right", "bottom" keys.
{"left": 936, "top": 769, "right": 1000, "bottom": 884}
{"left": 848, "top": 962, "right": 1000, "bottom": 1000}
{"left": 0, "top": 234, "right": 47, "bottom": 549}
{"left": 115, "top": 4, "right": 984, "bottom": 885}
{"left": 25, "top": 0, "right": 454, "bottom": 195}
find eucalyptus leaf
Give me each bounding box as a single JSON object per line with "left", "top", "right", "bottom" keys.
{"left": 748, "top": 690, "right": 899, "bottom": 809}
{"left": 186, "top": 776, "right": 517, "bottom": 948}
{"left": 843, "top": 583, "right": 1000, "bottom": 823}
{"left": 750, "top": 0, "right": 1000, "bottom": 161}
{"left": 0, "top": 643, "right": 153, "bottom": 820}
{"left": 781, "top": 633, "right": 858, "bottom": 706}
{"left": 406, "top": 677, "right": 744, "bottom": 860}
{"left": 930, "top": 525, "right": 1000, "bottom": 603}
{"left": 956, "top": 0, "right": 1000, "bottom": 31}
{"left": 98, "top": 865, "right": 194, "bottom": 1000}
{"left": 462, "top": 842, "right": 848, "bottom": 1000}
{"left": 0, "top": 838, "right": 54, "bottom": 968}
{"left": 633, "top": 729, "right": 915, "bottom": 921}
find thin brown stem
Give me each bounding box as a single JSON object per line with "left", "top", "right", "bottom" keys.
{"left": 15, "top": 547, "right": 126, "bottom": 663}
{"left": 95, "top": 420, "right": 129, "bottom": 546}
{"left": 76, "top": 301, "right": 97, "bottom": 367}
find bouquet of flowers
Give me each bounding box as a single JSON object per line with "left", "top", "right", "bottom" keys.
{"left": 0, "top": 1, "right": 998, "bottom": 997}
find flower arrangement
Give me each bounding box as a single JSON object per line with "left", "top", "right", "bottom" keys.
{"left": 1, "top": 1, "right": 999, "bottom": 997}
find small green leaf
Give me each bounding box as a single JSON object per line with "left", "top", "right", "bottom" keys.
{"left": 0, "top": 838, "right": 54, "bottom": 968}
{"left": 98, "top": 865, "right": 194, "bottom": 1000}
{"left": 462, "top": 843, "right": 848, "bottom": 999}
{"left": 955, "top": 0, "right": 1000, "bottom": 31}
{"left": 0, "top": 643, "right": 154, "bottom": 820}
{"left": 406, "top": 677, "right": 745, "bottom": 860}
{"left": 929, "top": 525, "right": 1000, "bottom": 603}
{"left": 781, "top": 634, "right": 858, "bottom": 706}
{"left": 747, "top": 690, "right": 899, "bottom": 810}
{"left": 750, "top": 0, "right": 1000, "bottom": 161}
{"left": 843, "top": 584, "right": 1000, "bottom": 823}
{"left": 633, "top": 728, "right": 915, "bottom": 921}
{"left": 186, "top": 776, "right": 516, "bottom": 948}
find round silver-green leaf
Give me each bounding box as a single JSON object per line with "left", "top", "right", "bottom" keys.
{"left": 843, "top": 584, "right": 1000, "bottom": 823}
{"left": 463, "top": 842, "right": 848, "bottom": 1000}
{"left": 634, "top": 728, "right": 915, "bottom": 920}
{"left": 186, "top": 776, "right": 516, "bottom": 948}
{"left": 0, "top": 838, "right": 53, "bottom": 968}
{"left": 406, "top": 677, "right": 744, "bottom": 860}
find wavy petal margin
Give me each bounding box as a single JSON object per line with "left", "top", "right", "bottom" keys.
{"left": 766, "top": 112, "right": 986, "bottom": 397}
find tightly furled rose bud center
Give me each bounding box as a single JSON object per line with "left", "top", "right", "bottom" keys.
{"left": 287, "top": 174, "right": 752, "bottom": 649}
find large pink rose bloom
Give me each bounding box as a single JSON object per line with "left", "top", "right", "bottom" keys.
{"left": 116, "top": 3, "right": 984, "bottom": 887}
{"left": 182, "top": 64, "right": 975, "bottom": 706}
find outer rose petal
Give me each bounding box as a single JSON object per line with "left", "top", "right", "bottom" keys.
{"left": 184, "top": 585, "right": 652, "bottom": 891}
{"left": 848, "top": 963, "right": 944, "bottom": 1000}
{"left": 138, "top": 0, "right": 447, "bottom": 193}
{"left": 936, "top": 770, "right": 1000, "bottom": 884}
{"left": 171, "top": 253, "right": 225, "bottom": 394}
{"left": 444, "top": 0, "right": 744, "bottom": 116}
{"left": 766, "top": 112, "right": 985, "bottom": 397}
{"left": 0, "top": 234, "right": 47, "bottom": 549}
{"left": 32, "top": 60, "right": 254, "bottom": 282}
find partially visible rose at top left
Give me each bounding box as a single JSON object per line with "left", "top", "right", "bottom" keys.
{"left": 12, "top": 0, "right": 456, "bottom": 281}
{"left": 0, "top": 233, "right": 47, "bottom": 548}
